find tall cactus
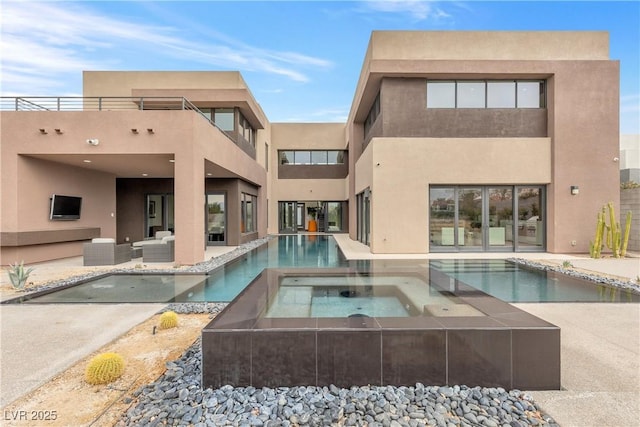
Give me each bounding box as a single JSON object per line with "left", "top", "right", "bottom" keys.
{"left": 589, "top": 208, "right": 606, "bottom": 258}
{"left": 590, "top": 202, "right": 632, "bottom": 259}
{"left": 621, "top": 211, "right": 632, "bottom": 257}
{"left": 605, "top": 202, "right": 621, "bottom": 257}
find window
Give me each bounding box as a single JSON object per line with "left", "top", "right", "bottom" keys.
{"left": 327, "top": 151, "right": 343, "bottom": 164}
{"left": 364, "top": 92, "right": 381, "bottom": 135}
{"left": 280, "top": 151, "right": 293, "bottom": 164}
{"left": 427, "top": 82, "right": 455, "bottom": 108}
{"left": 427, "top": 80, "right": 545, "bottom": 109}
{"left": 278, "top": 150, "right": 346, "bottom": 165}
{"left": 457, "top": 82, "right": 485, "bottom": 108}
{"left": 200, "top": 108, "right": 212, "bottom": 121}
{"left": 311, "top": 151, "right": 328, "bottom": 164}
{"left": 214, "top": 108, "right": 234, "bottom": 131}
{"left": 241, "top": 193, "right": 257, "bottom": 233}
{"left": 239, "top": 112, "right": 255, "bottom": 147}
{"left": 517, "top": 82, "right": 544, "bottom": 108}
{"left": 294, "top": 151, "right": 311, "bottom": 165}
{"left": 487, "top": 82, "right": 516, "bottom": 108}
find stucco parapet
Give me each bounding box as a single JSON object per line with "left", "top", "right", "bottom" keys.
{"left": 368, "top": 31, "right": 609, "bottom": 61}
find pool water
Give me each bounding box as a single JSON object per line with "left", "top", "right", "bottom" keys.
{"left": 6, "top": 236, "right": 638, "bottom": 304}
{"left": 430, "top": 259, "right": 639, "bottom": 303}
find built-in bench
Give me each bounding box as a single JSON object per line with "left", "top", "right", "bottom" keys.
{"left": 0, "top": 228, "right": 101, "bottom": 246}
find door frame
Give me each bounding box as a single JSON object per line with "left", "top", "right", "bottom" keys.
{"left": 205, "top": 192, "right": 227, "bottom": 246}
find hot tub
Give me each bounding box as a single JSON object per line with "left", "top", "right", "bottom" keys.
{"left": 201, "top": 264, "right": 560, "bottom": 390}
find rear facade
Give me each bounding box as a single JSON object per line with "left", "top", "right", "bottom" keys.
{"left": 0, "top": 31, "right": 620, "bottom": 265}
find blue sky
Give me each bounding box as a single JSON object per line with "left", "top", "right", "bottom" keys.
{"left": 2, "top": 1, "right": 638, "bottom": 133}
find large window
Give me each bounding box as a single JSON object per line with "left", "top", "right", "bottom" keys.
{"left": 457, "top": 82, "right": 485, "bottom": 108}
{"left": 279, "top": 150, "right": 346, "bottom": 165}
{"left": 426, "top": 82, "right": 456, "bottom": 108}
{"left": 241, "top": 193, "right": 257, "bottom": 233}
{"left": 427, "top": 80, "right": 545, "bottom": 109}
{"left": 429, "top": 185, "right": 545, "bottom": 252}
{"left": 239, "top": 112, "right": 255, "bottom": 147}
{"left": 487, "top": 82, "right": 516, "bottom": 108}
{"left": 213, "top": 108, "right": 234, "bottom": 131}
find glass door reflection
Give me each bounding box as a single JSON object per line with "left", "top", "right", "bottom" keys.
{"left": 458, "top": 188, "right": 483, "bottom": 250}
{"left": 206, "top": 193, "right": 226, "bottom": 246}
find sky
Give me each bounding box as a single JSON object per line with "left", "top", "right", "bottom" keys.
{"left": 1, "top": 1, "right": 639, "bottom": 134}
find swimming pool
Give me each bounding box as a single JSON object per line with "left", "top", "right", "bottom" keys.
{"left": 5, "top": 235, "right": 639, "bottom": 304}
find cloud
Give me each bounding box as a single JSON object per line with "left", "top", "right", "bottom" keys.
{"left": 0, "top": 1, "right": 333, "bottom": 95}
{"left": 360, "top": 0, "right": 452, "bottom": 22}
{"left": 282, "top": 107, "right": 350, "bottom": 123}
{"left": 620, "top": 93, "right": 640, "bottom": 113}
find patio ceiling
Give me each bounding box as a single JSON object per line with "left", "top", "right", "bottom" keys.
{"left": 24, "top": 154, "right": 245, "bottom": 180}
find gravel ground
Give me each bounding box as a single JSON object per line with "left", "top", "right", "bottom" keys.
{"left": 508, "top": 257, "right": 640, "bottom": 294}
{"left": 115, "top": 328, "right": 558, "bottom": 427}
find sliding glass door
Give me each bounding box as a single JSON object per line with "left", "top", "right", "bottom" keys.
{"left": 279, "top": 201, "right": 296, "bottom": 233}
{"left": 517, "top": 187, "right": 544, "bottom": 250}
{"left": 145, "top": 194, "right": 174, "bottom": 238}
{"left": 458, "top": 188, "right": 483, "bottom": 250}
{"left": 429, "top": 186, "right": 544, "bottom": 252}
{"left": 206, "top": 193, "right": 226, "bottom": 246}
{"left": 487, "top": 187, "right": 513, "bottom": 249}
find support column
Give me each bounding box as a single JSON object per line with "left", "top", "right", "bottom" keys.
{"left": 173, "top": 151, "right": 205, "bottom": 265}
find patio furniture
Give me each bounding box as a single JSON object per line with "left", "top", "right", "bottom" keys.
{"left": 83, "top": 238, "right": 132, "bottom": 266}
{"left": 142, "top": 236, "right": 175, "bottom": 262}
{"left": 132, "top": 230, "right": 173, "bottom": 248}
{"left": 131, "top": 246, "right": 143, "bottom": 258}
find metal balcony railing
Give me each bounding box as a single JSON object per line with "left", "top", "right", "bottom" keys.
{"left": 0, "top": 96, "right": 203, "bottom": 112}
{"left": 0, "top": 96, "right": 241, "bottom": 145}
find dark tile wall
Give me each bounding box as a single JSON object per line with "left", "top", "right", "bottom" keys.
{"left": 201, "top": 268, "right": 561, "bottom": 391}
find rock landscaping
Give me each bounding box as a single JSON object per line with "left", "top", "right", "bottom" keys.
{"left": 116, "top": 329, "right": 558, "bottom": 426}
{"left": 509, "top": 258, "right": 640, "bottom": 294}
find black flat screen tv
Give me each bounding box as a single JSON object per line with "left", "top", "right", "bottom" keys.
{"left": 49, "top": 194, "right": 82, "bottom": 220}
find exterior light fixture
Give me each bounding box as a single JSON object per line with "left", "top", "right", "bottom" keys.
{"left": 147, "top": 128, "right": 154, "bottom": 134}
{"left": 141, "top": 173, "right": 148, "bottom": 177}
{"left": 83, "top": 159, "right": 92, "bottom": 163}
{"left": 131, "top": 128, "right": 138, "bottom": 134}
{"left": 39, "top": 128, "right": 47, "bottom": 134}
{"left": 570, "top": 186, "right": 579, "bottom": 196}
{"left": 169, "top": 159, "right": 175, "bottom": 163}
{"left": 86, "top": 138, "right": 100, "bottom": 146}
{"left": 54, "top": 128, "right": 63, "bottom": 134}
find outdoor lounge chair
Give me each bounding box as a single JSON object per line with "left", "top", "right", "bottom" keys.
{"left": 142, "top": 236, "right": 175, "bottom": 262}
{"left": 83, "top": 238, "right": 132, "bottom": 266}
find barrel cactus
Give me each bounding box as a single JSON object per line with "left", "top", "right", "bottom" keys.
{"left": 159, "top": 311, "right": 179, "bottom": 329}
{"left": 85, "top": 352, "right": 125, "bottom": 385}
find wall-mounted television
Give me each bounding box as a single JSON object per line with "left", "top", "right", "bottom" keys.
{"left": 49, "top": 194, "right": 82, "bottom": 220}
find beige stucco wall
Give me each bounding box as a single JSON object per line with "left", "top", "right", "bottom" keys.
{"left": 271, "top": 123, "right": 346, "bottom": 149}
{"left": 83, "top": 71, "right": 251, "bottom": 97}
{"left": 1, "top": 109, "right": 266, "bottom": 264}
{"left": 358, "top": 137, "right": 551, "bottom": 253}
{"left": 367, "top": 31, "right": 609, "bottom": 61}
{"left": 1, "top": 156, "right": 115, "bottom": 264}
{"left": 348, "top": 31, "right": 619, "bottom": 255}
{"left": 269, "top": 123, "right": 348, "bottom": 232}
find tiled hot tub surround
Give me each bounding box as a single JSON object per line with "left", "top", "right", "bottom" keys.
{"left": 202, "top": 264, "right": 560, "bottom": 391}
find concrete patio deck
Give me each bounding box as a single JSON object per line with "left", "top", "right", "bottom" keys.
{"left": 1, "top": 235, "right": 638, "bottom": 426}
